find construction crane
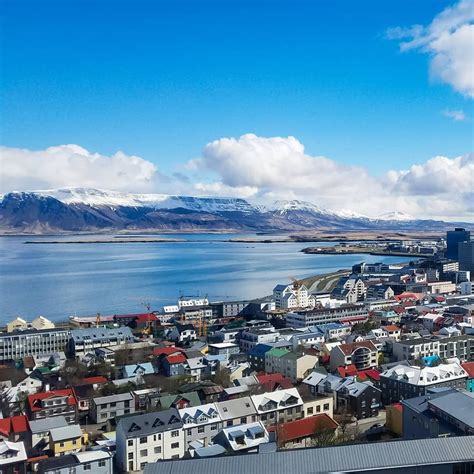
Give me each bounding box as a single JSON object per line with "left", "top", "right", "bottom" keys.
{"left": 142, "top": 302, "right": 154, "bottom": 337}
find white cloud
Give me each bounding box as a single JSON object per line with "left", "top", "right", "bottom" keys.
{"left": 387, "top": 0, "right": 474, "bottom": 98}
{"left": 189, "top": 134, "right": 474, "bottom": 221}
{"left": 1, "top": 137, "right": 472, "bottom": 221}
{"left": 442, "top": 109, "right": 467, "bottom": 120}
{"left": 0, "top": 144, "right": 161, "bottom": 193}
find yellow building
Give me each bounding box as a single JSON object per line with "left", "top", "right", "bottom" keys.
{"left": 386, "top": 403, "right": 403, "bottom": 436}
{"left": 49, "top": 425, "right": 88, "bottom": 456}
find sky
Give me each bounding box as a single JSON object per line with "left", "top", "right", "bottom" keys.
{"left": 1, "top": 0, "right": 473, "bottom": 220}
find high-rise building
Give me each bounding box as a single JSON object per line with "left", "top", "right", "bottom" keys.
{"left": 446, "top": 228, "right": 471, "bottom": 260}
{"left": 459, "top": 241, "right": 474, "bottom": 276}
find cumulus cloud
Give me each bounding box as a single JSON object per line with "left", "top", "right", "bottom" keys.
{"left": 442, "top": 109, "right": 467, "bottom": 121}
{"left": 189, "top": 134, "right": 474, "bottom": 221}
{"left": 387, "top": 0, "right": 474, "bottom": 98}
{"left": 1, "top": 136, "right": 472, "bottom": 221}
{"left": 0, "top": 144, "right": 161, "bottom": 193}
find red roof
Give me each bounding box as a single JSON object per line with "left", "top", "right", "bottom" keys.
{"left": 0, "top": 419, "right": 10, "bottom": 437}
{"left": 11, "top": 415, "right": 28, "bottom": 433}
{"left": 256, "top": 373, "right": 294, "bottom": 391}
{"left": 337, "top": 340, "right": 377, "bottom": 356}
{"left": 135, "top": 313, "right": 158, "bottom": 323}
{"left": 166, "top": 354, "right": 187, "bottom": 365}
{"left": 384, "top": 325, "right": 400, "bottom": 332}
{"left": 359, "top": 369, "right": 381, "bottom": 381}
{"left": 78, "top": 376, "right": 108, "bottom": 386}
{"left": 337, "top": 365, "right": 358, "bottom": 378}
{"left": 27, "top": 389, "right": 77, "bottom": 413}
{"left": 272, "top": 414, "right": 338, "bottom": 442}
{"left": 153, "top": 346, "right": 184, "bottom": 357}
{"left": 461, "top": 362, "right": 474, "bottom": 378}
{"left": 0, "top": 415, "right": 29, "bottom": 436}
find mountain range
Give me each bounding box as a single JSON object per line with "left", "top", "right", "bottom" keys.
{"left": 0, "top": 188, "right": 470, "bottom": 234}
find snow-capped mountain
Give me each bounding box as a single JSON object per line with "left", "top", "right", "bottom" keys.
{"left": 32, "top": 188, "right": 256, "bottom": 213}
{"left": 0, "top": 188, "right": 469, "bottom": 234}
{"left": 377, "top": 211, "right": 417, "bottom": 221}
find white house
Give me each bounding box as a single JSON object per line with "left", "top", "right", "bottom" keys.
{"left": 179, "top": 403, "right": 222, "bottom": 449}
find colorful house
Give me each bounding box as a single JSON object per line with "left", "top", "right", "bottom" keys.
{"left": 461, "top": 362, "right": 474, "bottom": 392}
{"left": 49, "top": 424, "right": 88, "bottom": 456}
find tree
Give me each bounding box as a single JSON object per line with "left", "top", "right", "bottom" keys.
{"left": 334, "top": 409, "right": 354, "bottom": 442}
{"left": 60, "top": 360, "right": 89, "bottom": 386}
{"left": 312, "top": 418, "right": 337, "bottom": 447}
{"left": 211, "top": 367, "right": 230, "bottom": 388}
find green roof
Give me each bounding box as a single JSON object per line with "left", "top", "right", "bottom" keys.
{"left": 266, "top": 347, "right": 290, "bottom": 358}
{"left": 158, "top": 391, "right": 201, "bottom": 409}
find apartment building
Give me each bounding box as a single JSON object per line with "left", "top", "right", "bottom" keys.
{"left": 329, "top": 341, "right": 378, "bottom": 372}
{"left": 392, "top": 335, "right": 474, "bottom": 362}
{"left": 68, "top": 327, "right": 134, "bottom": 357}
{"left": 239, "top": 327, "right": 280, "bottom": 352}
{"left": 286, "top": 306, "right": 369, "bottom": 328}
{"left": 90, "top": 392, "right": 135, "bottom": 423}
{"left": 273, "top": 284, "right": 315, "bottom": 310}
{"left": 250, "top": 388, "right": 303, "bottom": 426}
{"left": 38, "top": 450, "right": 113, "bottom": 474}
{"left": 179, "top": 403, "right": 222, "bottom": 448}
{"left": 265, "top": 349, "right": 318, "bottom": 383}
{"left": 27, "top": 390, "right": 78, "bottom": 425}
{"left": 116, "top": 409, "right": 185, "bottom": 472}
{"left": 215, "top": 396, "right": 258, "bottom": 428}
{"left": 380, "top": 362, "right": 468, "bottom": 405}
{"left": 0, "top": 328, "right": 70, "bottom": 362}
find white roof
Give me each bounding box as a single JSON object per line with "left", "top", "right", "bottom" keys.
{"left": 75, "top": 449, "right": 112, "bottom": 463}
{"left": 251, "top": 388, "right": 303, "bottom": 414}
{"left": 178, "top": 403, "right": 221, "bottom": 427}
{"left": 382, "top": 362, "right": 468, "bottom": 386}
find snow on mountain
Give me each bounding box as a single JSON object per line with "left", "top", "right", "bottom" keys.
{"left": 267, "top": 199, "right": 329, "bottom": 215}
{"left": 330, "top": 208, "right": 371, "bottom": 219}
{"left": 377, "top": 211, "right": 417, "bottom": 221}
{"left": 29, "top": 188, "right": 256, "bottom": 213}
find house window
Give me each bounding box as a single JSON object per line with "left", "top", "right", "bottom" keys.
{"left": 83, "top": 464, "right": 91, "bottom": 471}
{"left": 171, "top": 442, "right": 179, "bottom": 449}
{"left": 226, "top": 420, "right": 233, "bottom": 427}
{"left": 59, "top": 442, "right": 65, "bottom": 448}
{"left": 187, "top": 429, "right": 192, "bottom": 436}
{"left": 240, "top": 417, "right": 247, "bottom": 424}
{"left": 128, "top": 453, "right": 133, "bottom": 460}
{"left": 140, "top": 463, "right": 147, "bottom": 470}
{"left": 323, "top": 403, "right": 330, "bottom": 411}
{"left": 171, "top": 430, "right": 179, "bottom": 437}
{"left": 154, "top": 446, "right": 161, "bottom": 454}
{"left": 198, "top": 426, "right": 205, "bottom": 434}
{"left": 127, "top": 440, "right": 133, "bottom": 447}
{"left": 98, "top": 460, "right": 106, "bottom": 467}
{"left": 140, "top": 449, "right": 148, "bottom": 457}
{"left": 139, "top": 436, "right": 147, "bottom": 444}
{"left": 211, "top": 424, "right": 218, "bottom": 431}
{"left": 307, "top": 407, "right": 314, "bottom": 415}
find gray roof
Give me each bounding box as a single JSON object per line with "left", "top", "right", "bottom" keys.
{"left": 117, "top": 408, "right": 182, "bottom": 438}
{"left": 144, "top": 436, "right": 474, "bottom": 474}
{"left": 29, "top": 416, "right": 68, "bottom": 434}
{"left": 50, "top": 424, "right": 82, "bottom": 442}
{"left": 428, "top": 390, "right": 474, "bottom": 429}
{"left": 215, "top": 397, "right": 257, "bottom": 421}
{"left": 71, "top": 326, "right": 134, "bottom": 342}
{"left": 93, "top": 392, "right": 133, "bottom": 405}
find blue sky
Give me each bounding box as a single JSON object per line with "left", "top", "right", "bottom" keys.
{"left": 1, "top": 0, "right": 473, "bottom": 219}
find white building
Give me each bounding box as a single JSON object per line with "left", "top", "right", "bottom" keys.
{"left": 250, "top": 388, "right": 303, "bottom": 426}
{"left": 179, "top": 403, "right": 222, "bottom": 448}
{"left": 273, "top": 284, "right": 315, "bottom": 310}
{"left": 116, "top": 409, "right": 185, "bottom": 472}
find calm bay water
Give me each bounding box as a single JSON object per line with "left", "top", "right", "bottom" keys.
{"left": 0, "top": 234, "right": 403, "bottom": 323}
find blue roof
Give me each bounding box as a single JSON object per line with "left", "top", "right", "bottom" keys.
{"left": 123, "top": 362, "right": 155, "bottom": 378}
{"left": 248, "top": 344, "right": 273, "bottom": 357}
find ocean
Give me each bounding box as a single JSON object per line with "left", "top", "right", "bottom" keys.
{"left": 0, "top": 234, "right": 404, "bottom": 323}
